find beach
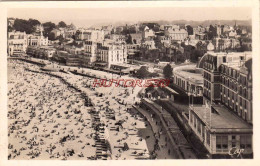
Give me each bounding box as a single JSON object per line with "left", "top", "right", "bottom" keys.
{"left": 7, "top": 59, "right": 163, "bottom": 160}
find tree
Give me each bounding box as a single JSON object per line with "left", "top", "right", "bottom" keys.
{"left": 13, "top": 19, "right": 34, "bottom": 34}
{"left": 8, "top": 25, "right": 13, "bottom": 32}
{"left": 48, "top": 32, "right": 56, "bottom": 41}
{"left": 126, "top": 35, "right": 133, "bottom": 44}
{"left": 42, "top": 22, "right": 56, "bottom": 38}
{"left": 191, "top": 50, "right": 203, "bottom": 62}
{"left": 163, "top": 64, "right": 173, "bottom": 78}
{"left": 175, "top": 51, "right": 185, "bottom": 64}
{"left": 122, "top": 27, "right": 130, "bottom": 35}
{"left": 186, "top": 25, "right": 193, "bottom": 35}
{"left": 135, "top": 66, "right": 150, "bottom": 79}
{"left": 129, "top": 28, "right": 136, "bottom": 34}
{"left": 240, "top": 44, "right": 250, "bottom": 52}
{"left": 58, "top": 21, "right": 67, "bottom": 28}
{"left": 28, "top": 19, "right": 41, "bottom": 27}
{"left": 71, "top": 34, "right": 76, "bottom": 40}
{"left": 12, "top": 18, "right": 41, "bottom": 34}
{"left": 207, "top": 25, "right": 217, "bottom": 40}
{"left": 57, "top": 35, "right": 65, "bottom": 44}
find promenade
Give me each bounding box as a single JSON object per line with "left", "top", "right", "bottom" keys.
{"left": 138, "top": 98, "right": 197, "bottom": 159}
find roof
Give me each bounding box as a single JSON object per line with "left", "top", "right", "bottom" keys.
{"left": 130, "top": 33, "right": 142, "bottom": 38}
{"left": 66, "top": 42, "right": 84, "bottom": 48}
{"left": 191, "top": 104, "right": 252, "bottom": 130}
{"left": 173, "top": 64, "right": 203, "bottom": 85}
{"left": 167, "top": 28, "right": 188, "bottom": 34}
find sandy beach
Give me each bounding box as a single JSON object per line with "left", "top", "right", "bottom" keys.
{"left": 8, "top": 60, "right": 96, "bottom": 160}
{"left": 8, "top": 59, "right": 160, "bottom": 160}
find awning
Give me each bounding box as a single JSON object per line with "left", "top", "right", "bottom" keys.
{"left": 111, "top": 64, "right": 129, "bottom": 69}
{"left": 164, "top": 86, "right": 179, "bottom": 94}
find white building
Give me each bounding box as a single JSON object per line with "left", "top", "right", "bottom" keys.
{"left": 77, "top": 29, "right": 105, "bottom": 42}
{"left": 27, "top": 25, "right": 48, "bottom": 46}
{"left": 173, "top": 64, "right": 204, "bottom": 97}
{"left": 83, "top": 40, "right": 98, "bottom": 67}
{"left": 142, "top": 39, "right": 156, "bottom": 50}
{"left": 142, "top": 27, "right": 155, "bottom": 40}
{"left": 96, "top": 43, "right": 127, "bottom": 68}
{"left": 164, "top": 28, "right": 188, "bottom": 41}
{"left": 7, "top": 31, "right": 27, "bottom": 56}
{"left": 51, "top": 29, "right": 65, "bottom": 39}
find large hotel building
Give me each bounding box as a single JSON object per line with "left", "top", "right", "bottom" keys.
{"left": 188, "top": 51, "right": 253, "bottom": 157}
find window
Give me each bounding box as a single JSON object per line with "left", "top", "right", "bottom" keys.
{"left": 223, "top": 56, "right": 226, "bottom": 63}
{"left": 190, "top": 113, "right": 193, "bottom": 123}
{"left": 193, "top": 116, "right": 196, "bottom": 128}
{"left": 240, "top": 135, "right": 252, "bottom": 149}
{"left": 198, "top": 122, "right": 201, "bottom": 134}
{"left": 206, "top": 131, "right": 210, "bottom": 145}
{"left": 216, "top": 135, "right": 228, "bottom": 150}
{"left": 232, "top": 135, "right": 237, "bottom": 148}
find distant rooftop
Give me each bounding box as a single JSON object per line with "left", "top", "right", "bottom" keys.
{"left": 206, "top": 51, "right": 252, "bottom": 58}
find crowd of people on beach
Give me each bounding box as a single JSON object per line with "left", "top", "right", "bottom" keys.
{"left": 8, "top": 59, "right": 154, "bottom": 160}
{"left": 8, "top": 60, "right": 96, "bottom": 160}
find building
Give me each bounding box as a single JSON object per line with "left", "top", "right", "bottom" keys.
{"left": 8, "top": 18, "right": 15, "bottom": 27}
{"left": 76, "top": 29, "right": 104, "bottom": 42}
{"left": 163, "top": 25, "right": 180, "bottom": 31}
{"left": 64, "top": 42, "right": 84, "bottom": 55}
{"left": 96, "top": 43, "right": 127, "bottom": 69}
{"left": 195, "top": 33, "right": 207, "bottom": 40}
{"left": 64, "top": 29, "right": 76, "bottom": 39}
{"left": 188, "top": 51, "right": 253, "bottom": 157}
{"left": 173, "top": 64, "right": 204, "bottom": 97}
{"left": 126, "top": 44, "right": 140, "bottom": 58}
{"left": 156, "top": 36, "right": 172, "bottom": 47}
{"left": 219, "top": 58, "right": 252, "bottom": 123}
{"left": 83, "top": 40, "right": 98, "bottom": 67}
{"left": 114, "top": 26, "right": 124, "bottom": 34}
{"left": 201, "top": 51, "right": 252, "bottom": 105}
{"left": 141, "top": 39, "right": 156, "bottom": 50}
{"left": 109, "top": 34, "right": 126, "bottom": 43}
{"left": 142, "top": 27, "right": 155, "bottom": 40}
{"left": 213, "top": 38, "right": 240, "bottom": 51}
{"left": 164, "top": 28, "right": 188, "bottom": 42}
{"left": 51, "top": 29, "right": 65, "bottom": 39}
{"left": 27, "top": 25, "right": 48, "bottom": 46}
{"left": 27, "top": 34, "right": 48, "bottom": 46}
{"left": 130, "top": 33, "right": 142, "bottom": 44}
{"left": 229, "top": 30, "right": 237, "bottom": 38}
{"left": 188, "top": 104, "right": 252, "bottom": 157}
{"left": 223, "top": 25, "right": 231, "bottom": 33}
{"left": 26, "top": 46, "right": 56, "bottom": 59}
{"left": 193, "top": 25, "right": 206, "bottom": 35}
{"left": 102, "top": 25, "right": 113, "bottom": 34}
{"left": 216, "top": 25, "right": 223, "bottom": 37}
{"left": 7, "top": 31, "right": 27, "bottom": 56}
{"left": 129, "top": 24, "right": 140, "bottom": 33}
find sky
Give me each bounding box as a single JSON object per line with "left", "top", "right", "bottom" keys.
{"left": 8, "top": 7, "right": 252, "bottom": 28}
